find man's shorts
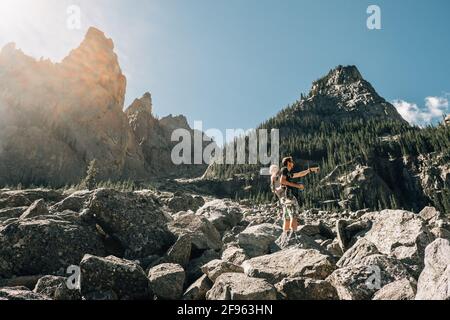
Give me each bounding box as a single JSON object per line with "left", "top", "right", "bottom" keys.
{"left": 280, "top": 195, "right": 300, "bottom": 220}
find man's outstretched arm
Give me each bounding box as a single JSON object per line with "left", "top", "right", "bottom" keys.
{"left": 293, "top": 167, "right": 320, "bottom": 179}
{"left": 280, "top": 175, "right": 305, "bottom": 190}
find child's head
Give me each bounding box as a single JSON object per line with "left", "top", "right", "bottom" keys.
{"left": 269, "top": 165, "right": 280, "bottom": 177}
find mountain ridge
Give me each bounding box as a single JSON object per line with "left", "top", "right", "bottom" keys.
{"left": 204, "top": 66, "right": 449, "bottom": 213}
{"left": 0, "top": 27, "right": 207, "bottom": 186}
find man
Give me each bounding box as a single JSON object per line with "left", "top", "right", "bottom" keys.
{"left": 279, "top": 156, "right": 320, "bottom": 236}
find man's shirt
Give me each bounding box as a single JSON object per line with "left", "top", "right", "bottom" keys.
{"left": 280, "top": 166, "right": 294, "bottom": 193}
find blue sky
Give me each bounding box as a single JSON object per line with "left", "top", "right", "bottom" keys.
{"left": 1, "top": 0, "right": 449, "bottom": 132}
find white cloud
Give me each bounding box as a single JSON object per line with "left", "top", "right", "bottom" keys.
{"left": 392, "top": 96, "right": 449, "bottom": 126}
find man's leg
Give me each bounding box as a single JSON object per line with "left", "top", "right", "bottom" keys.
{"left": 288, "top": 196, "right": 300, "bottom": 232}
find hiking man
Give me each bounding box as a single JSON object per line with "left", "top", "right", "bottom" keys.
{"left": 278, "top": 156, "right": 320, "bottom": 235}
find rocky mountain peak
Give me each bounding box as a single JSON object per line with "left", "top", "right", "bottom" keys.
{"left": 60, "top": 27, "right": 126, "bottom": 111}
{"left": 160, "top": 114, "right": 191, "bottom": 132}
{"left": 84, "top": 27, "right": 114, "bottom": 48}
{"left": 319, "top": 65, "right": 363, "bottom": 86}
{"left": 303, "top": 65, "right": 404, "bottom": 121}
{"left": 310, "top": 65, "right": 375, "bottom": 98}
{"left": 126, "top": 92, "right": 153, "bottom": 116}
{"left": 1, "top": 42, "right": 17, "bottom": 56}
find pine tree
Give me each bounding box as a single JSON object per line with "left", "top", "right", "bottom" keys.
{"left": 82, "top": 159, "right": 99, "bottom": 190}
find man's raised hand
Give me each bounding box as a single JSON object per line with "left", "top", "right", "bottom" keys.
{"left": 310, "top": 167, "right": 320, "bottom": 174}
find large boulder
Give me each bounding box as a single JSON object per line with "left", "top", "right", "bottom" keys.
{"left": 196, "top": 199, "right": 243, "bottom": 234}
{"left": 186, "top": 250, "right": 220, "bottom": 284}
{"left": 0, "top": 193, "right": 31, "bottom": 209}
{"left": 362, "top": 210, "right": 434, "bottom": 276}
{"left": 206, "top": 273, "right": 277, "bottom": 300}
{"left": 327, "top": 265, "right": 377, "bottom": 300}
{"left": 0, "top": 190, "right": 63, "bottom": 207}
{"left": 237, "top": 223, "right": 282, "bottom": 258}
{"left": 87, "top": 189, "right": 175, "bottom": 259}
{"left": 168, "top": 213, "right": 222, "bottom": 251}
{"left": 165, "top": 234, "right": 192, "bottom": 267}
{"left": 416, "top": 239, "right": 450, "bottom": 300}
{"left": 148, "top": 263, "right": 186, "bottom": 300}
{"left": 0, "top": 207, "right": 27, "bottom": 222}
{"left": 275, "top": 277, "right": 338, "bottom": 300}
{"left": 183, "top": 275, "right": 213, "bottom": 300}
{"left": 243, "top": 248, "right": 336, "bottom": 284}
{"left": 221, "top": 246, "right": 248, "bottom": 265}
{"left": 0, "top": 287, "right": 50, "bottom": 300}
{"left": 0, "top": 215, "right": 105, "bottom": 278}
{"left": 201, "top": 260, "right": 244, "bottom": 282}
{"left": 337, "top": 238, "right": 380, "bottom": 268}
{"left": 272, "top": 230, "right": 329, "bottom": 254}
{"left": 372, "top": 278, "right": 417, "bottom": 300}
{"left": 50, "top": 191, "right": 93, "bottom": 213}
{"left": 327, "top": 254, "right": 412, "bottom": 300}
{"left": 20, "top": 199, "right": 49, "bottom": 219}
{"left": 167, "top": 193, "right": 205, "bottom": 213}
{"left": 431, "top": 227, "right": 450, "bottom": 241}
{"left": 419, "top": 207, "right": 442, "bottom": 225}
{"left": 80, "top": 255, "right": 151, "bottom": 300}
{"left": 33, "top": 275, "right": 82, "bottom": 300}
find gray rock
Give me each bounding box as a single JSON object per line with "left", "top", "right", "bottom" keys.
{"left": 327, "top": 254, "right": 412, "bottom": 300}
{"left": 1, "top": 189, "right": 63, "bottom": 204}
{"left": 238, "top": 223, "right": 282, "bottom": 258}
{"left": 0, "top": 207, "right": 27, "bottom": 221}
{"left": 363, "top": 210, "right": 434, "bottom": 277}
{"left": 80, "top": 255, "right": 151, "bottom": 300}
{"left": 327, "top": 265, "right": 381, "bottom": 300}
{"left": 165, "top": 234, "right": 192, "bottom": 267}
{"left": 372, "top": 278, "right": 416, "bottom": 300}
{"left": 273, "top": 231, "right": 329, "bottom": 254}
{"left": 336, "top": 219, "right": 349, "bottom": 252}
{"left": 298, "top": 220, "right": 335, "bottom": 239}
{"left": 221, "top": 246, "right": 248, "bottom": 265}
{"left": 416, "top": 238, "right": 450, "bottom": 300}
{"left": 243, "top": 248, "right": 336, "bottom": 284}
{"left": 34, "top": 275, "right": 82, "bottom": 300}
{"left": 148, "top": 263, "right": 185, "bottom": 300}
{"left": 167, "top": 193, "right": 205, "bottom": 213}
{"left": 419, "top": 206, "right": 442, "bottom": 224}
{"left": 186, "top": 250, "right": 220, "bottom": 284}
{"left": 337, "top": 238, "right": 380, "bottom": 268}
{"left": 50, "top": 190, "right": 93, "bottom": 213}
{"left": 298, "top": 223, "right": 321, "bottom": 237}
{"left": 0, "top": 191, "right": 31, "bottom": 209}
{"left": 88, "top": 189, "right": 175, "bottom": 259}
{"left": 206, "top": 273, "right": 277, "bottom": 300}
{"left": 0, "top": 193, "right": 31, "bottom": 209}
{"left": 169, "top": 213, "right": 222, "bottom": 251}
{"left": 183, "top": 275, "right": 213, "bottom": 300}
{"left": 275, "top": 277, "right": 338, "bottom": 300}
{"left": 431, "top": 227, "right": 450, "bottom": 241}
{"left": 20, "top": 199, "right": 49, "bottom": 219}
{"left": 361, "top": 254, "right": 412, "bottom": 280}
{"left": 0, "top": 287, "right": 50, "bottom": 300}
{"left": 326, "top": 238, "right": 344, "bottom": 258}
{"left": 0, "top": 215, "right": 105, "bottom": 278}
{"left": 196, "top": 199, "right": 243, "bottom": 234}
{"left": 201, "top": 260, "right": 244, "bottom": 282}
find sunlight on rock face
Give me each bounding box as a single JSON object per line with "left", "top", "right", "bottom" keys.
{"left": 0, "top": 27, "right": 144, "bottom": 186}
